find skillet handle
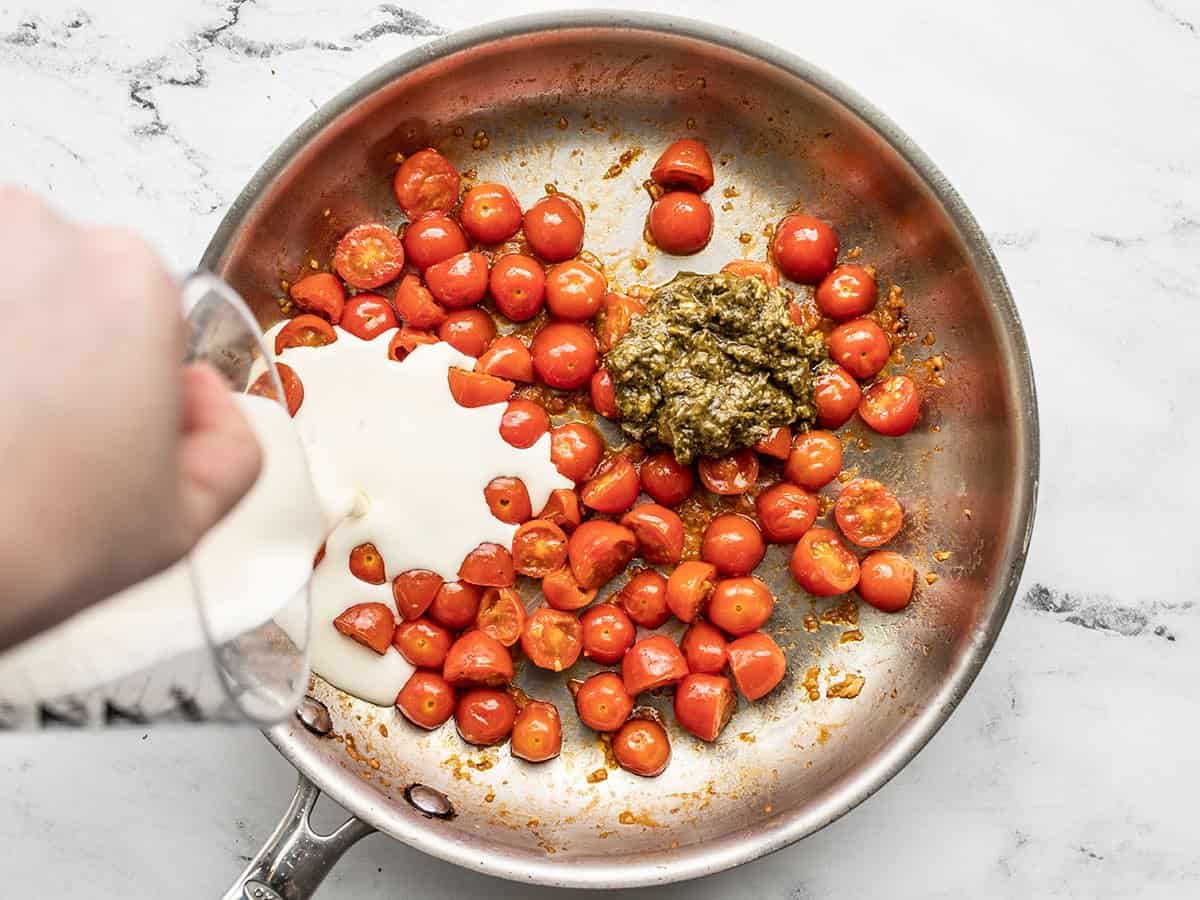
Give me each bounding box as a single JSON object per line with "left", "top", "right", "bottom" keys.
{"left": 222, "top": 773, "right": 375, "bottom": 900}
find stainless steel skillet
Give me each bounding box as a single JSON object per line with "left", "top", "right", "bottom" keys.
{"left": 202, "top": 12, "right": 1038, "bottom": 898}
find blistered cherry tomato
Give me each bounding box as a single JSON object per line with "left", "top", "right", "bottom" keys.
{"left": 476, "top": 335, "right": 533, "bottom": 382}
{"left": 392, "top": 569, "right": 443, "bottom": 621}
{"left": 784, "top": 430, "right": 843, "bottom": 490}
{"left": 348, "top": 542, "right": 386, "bottom": 584}
{"left": 484, "top": 476, "right": 532, "bottom": 525}
{"left": 438, "top": 308, "right": 495, "bottom": 357}
{"left": 674, "top": 673, "right": 736, "bottom": 742}
{"left": 511, "top": 700, "right": 562, "bottom": 762}
{"left": 829, "top": 318, "right": 890, "bottom": 380}
{"left": 698, "top": 449, "right": 759, "bottom": 496}
{"left": 396, "top": 672, "right": 455, "bottom": 729}
{"left": 590, "top": 368, "right": 618, "bottom": 418}
{"left": 545, "top": 259, "right": 606, "bottom": 322}
{"left": 500, "top": 399, "right": 550, "bottom": 449}
{"left": 248, "top": 363, "right": 304, "bottom": 417}
{"left": 575, "top": 671, "right": 634, "bottom": 732}
{"left": 835, "top": 479, "right": 903, "bottom": 548}
{"left": 618, "top": 569, "right": 671, "bottom": 629}
{"left": 289, "top": 272, "right": 344, "bottom": 322}
{"left": 639, "top": 452, "right": 695, "bottom": 507}
{"left": 720, "top": 259, "right": 780, "bottom": 287}
{"left": 512, "top": 519, "right": 568, "bottom": 578}
{"left": 275, "top": 314, "right": 335, "bottom": 354}
{"left": 541, "top": 565, "right": 596, "bottom": 611}
{"left": 392, "top": 617, "right": 453, "bottom": 668}
{"left": 448, "top": 368, "right": 514, "bottom": 407}
{"left": 442, "top": 630, "right": 514, "bottom": 687}
{"left": 489, "top": 254, "right": 546, "bottom": 321}
{"left": 521, "top": 608, "right": 583, "bottom": 672}
{"left": 790, "top": 527, "right": 860, "bottom": 596}
{"left": 813, "top": 364, "right": 862, "bottom": 429}
{"left": 537, "top": 489, "right": 582, "bottom": 532}
{"left": 567, "top": 520, "right": 637, "bottom": 590}
{"left": 393, "top": 148, "right": 460, "bottom": 218}
{"left": 393, "top": 274, "right": 447, "bottom": 330}
{"left": 333, "top": 603, "right": 394, "bottom": 655}
{"left": 771, "top": 214, "right": 838, "bottom": 284}
{"left": 666, "top": 561, "right": 718, "bottom": 623}
{"left": 753, "top": 425, "right": 791, "bottom": 459}
{"left": 727, "top": 632, "right": 786, "bottom": 700}
{"left": 455, "top": 689, "right": 517, "bottom": 746}
{"left": 620, "top": 503, "right": 684, "bottom": 565}
{"left": 680, "top": 620, "right": 727, "bottom": 674}
{"left": 612, "top": 717, "right": 670, "bottom": 777}
{"left": 459, "top": 542, "right": 516, "bottom": 587}
{"left": 550, "top": 421, "right": 604, "bottom": 482}
{"left": 580, "top": 604, "right": 635, "bottom": 664}
{"left": 648, "top": 191, "right": 713, "bottom": 255}
{"left": 756, "top": 482, "right": 818, "bottom": 543}
{"left": 816, "top": 264, "right": 877, "bottom": 320}
{"left": 581, "top": 454, "right": 640, "bottom": 514}
{"left": 595, "top": 291, "right": 646, "bottom": 353}
{"left": 403, "top": 214, "right": 468, "bottom": 271}
{"left": 334, "top": 224, "right": 404, "bottom": 290}
{"left": 651, "top": 138, "right": 715, "bottom": 192}
{"left": 523, "top": 195, "right": 585, "bottom": 262}
{"left": 425, "top": 251, "right": 489, "bottom": 309}
{"left": 459, "top": 182, "right": 522, "bottom": 244}
{"left": 622, "top": 635, "right": 688, "bottom": 695}
{"left": 708, "top": 576, "right": 775, "bottom": 636}
{"left": 701, "top": 514, "right": 765, "bottom": 577}
{"left": 531, "top": 322, "right": 598, "bottom": 389}
{"left": 387, "top": 326, "right": 437, "bottom": 362}
{"left": 476, "top": 587, "right": 526, "bottom": 647}
{"left": 341, "top": 294, "right": 398, "bottom": 340}
{"left": 429, "top": 580, "right": 482, "bottom": 630}
{"left": 859, "top": 375, "right": 920, "bottom": 436}
{"left": 857, "top": 550, "right": 916, "bottom": 612}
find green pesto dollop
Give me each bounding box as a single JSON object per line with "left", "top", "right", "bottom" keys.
{"left": 604, "top": 273, "right": 826, "bottom": 464}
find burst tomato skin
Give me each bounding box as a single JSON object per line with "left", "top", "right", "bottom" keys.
{"left": 531, "top": 322, "right": 598, "bottom": 389}
{"left": 394, "top": 274, "right": 447, "bottom": 330}
{"left": 455, "top": 689, "right": 517, "bottom": 746}
{"left": 666, "top": 560, "right": 719, "bottom": 624}
{"left": 490, "top": 254, "right": 546, "bottom": 321}
{"left": 459, "top": 542, "right": 516, "bottom": 587}
{"left": 785, "top": 430, "right": 843, "bottom": 490}
{"left": 276, "top": 314, "right": 336, "bottom": 355}
{"left": 859, "top": 375, "right": 920, "bottom": 437}
{"left": 575, "top": 671, "right": 635, "bottom": 732}
{"left": 857, "top": 550, "right": 916, "bottom": 612}
{"left": 396, "top": 672, "right": 455, "bottom": 730}
{"left": 550, "top": 422, "right": 604, "bottom": 482}
{"left": 651, "top": 138, "right": 715, "bottom": 192}
{"left": 618, "top": 569, "right": 671, "bottom": 629}
{"left": 829, "top": 318, "right": 890, "bottom": 380}
{"left": 753, "top": 425, "right": 791, "bottom": 459}
{"left": 429, "top": 580, "right": 482, "bottom": 630}
{"left": 512, "top": 519, "right": 569, "bottom": 578}
{"left": 476, "top": 587, "right": 526, "bottom": 647}
{"left": 340, "top": 294, "right": 398, "bottom": 340}
{"left": 541, "top": 565, "right": 596, "bottom": 611}
{"left": 727, "top": 632, "right": 787, "bottom": 701}
{"left": 537, "top": 488, "right": 583, "bottom": 532}
{"left": 639, "top": 452, "right": 696, "bottom": 507}
{"left": 523, "top": 195, "right": 585, "bottom": 262}
{"left": 756, "top": 482, "right": 819, "bottom": 543}
{"left": 813, "top": 364, "right": 863, "bottom": 429}
{"left": 721, "top": 259, "right": 780, "bottom": 287}
{"left": 622, "top": 635, "right": 688, "bottom": 695}
{"left": 790, "top": 527, "right": 861, "bottom": 596}
{"left": 700, "top": 514, "right": 766, "bottom": 577}
{"left": 448, "top": 368, "right": 514, "bottom": 407}
{"left": 521, "top": 607, "right": 584, "bottom": 672}
{"left": 334, "top": 223, "right": 406, "bottom": 290}
{"left": 387, "top": 326, "right": 438, "bottom": 362}
{"left": 580, "top": 604, "right": 636, "bottom": 664}
{"left": 680, "top": 620, "right": 728, "bottom": 674}
{"left": 392, "top": 617, "right": 454, "bottom": 668}
{"left": 476, "top": 335, "right": 534, "bottom": 382}
{"left": 511, "top": 700, "right": 562, "bottom": 762}
{"left": 425, "top": 251, "right": 490, "bottom": 309}
{"left": 620, "top": 503, "right": 685, "bottom": 566}
{"left": 707, "top": 576, "right": 775, "bottom": 636}
{"left": 771, "top": 214, "right": 838, "bottom": 284}
{"left": 439, "top": 307, "right": 496, "bottom": 357}
{"left": 403, "top": 214, "right": 469, "bottom": 271}
{"left": 595, "top": 291, "right": 647, "bottom": 353}
{"left": 290, "top": 272, "right": 345, "bottom": 323}
{"left": 698, "top": 449, "right": 759, "bottom": 495}
{"left": 393, "top": 148, "right": 460, "bottom": 218}
{"left": 835, "top": 478, "right": 904, "bottom": 548}
{"left": 460, "top": 182, "right": 523, "bottom": 244}
{"left": 484, "top": 476, "right": 532, "bottom": 525}
{"left": 333, "top": 603, "right": 395, "bottom": 655}
{"left": 612, "top": 718, "right": 671, "bottom": 777}
{"left": 816, "top": 264, "right": 877, "bottom": 320}
{"left": 581, "top": 454, "right": 640, "bottom": 514}
{"left": 442, "top": 630, "right": 514, "bottom": 687}
{"left": 500, "top": 399, "right": 550, "bottom": 449}
{"left": 392, "top": 569, "right": 444, "bottom": 621}
{"left": 673, "top": 673, "right": 737, "bottom": 742}
{"left": 648, "top": 191, "right": 713, "bottom": 255}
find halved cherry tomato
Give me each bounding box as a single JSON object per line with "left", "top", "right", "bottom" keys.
{"left": 708, "top": 576, "right": 775, "bottom": 636}
{"left": 541, "top": 564, "right": 596, "bottom": 611}
{"left": 651, "top": 138, "right": 715, "bottom": 192}
{"left": 275, "top": 314, "right": 336, "bottom": 355}
{"left": 835, "top": 478, "right": 903, "bottom": 548}
{"left": 648, "top": 191, "right": 713, "bottom": 255}
{"left": 476, "top": 335, "right": 533, "bottom": 382}
{"left": 512, "top": 519, "right": 568, "bottom": 578}
{"left": 476, "top": 587, "right": 526, "bottom": 647}
{"left": 341, "top": 294, "right": 398, "bottom": 340}
{"left": 701, "top": 514, "right": 765, "bottom": 577}
{"left": 348, "top": 542, "right": 386, "bottom": 584}
{"left": 511, "top": 700, "right": 562, "bottom": 762}
{"left": 248, "top": 363, "right": 304, "bottom": 417}
{"left": 460, "top": 182, "right": 523, "bottom": 244}
{"left": 680, "top": 620, "right": 727, "bottom": 674}
{"left": 442, "top": 630, "right": 514, "bottom": 687}
{"left": 429, "top": 580, "right": 482, "bottom": 630}
{"left": 639, "top": 452, "right": 696, "bottom": 507}
{"left": 620, "top": 503, "right": 685, "bottom": 565}
{"left": 666, "top": 561, "right": 718, "bottom": 623}
{"left": 784, "top": 430, "right": 843, "bottom": 490}
{"left": 580, "top": 604, "right": 635, "bottom": 664}
{"left": 484, "top": 476, "right": 532, "bottom": 524}
{"left": 581, "top": 454, "right": 640, "bottom": 514}
{"left": 425, "top": 251, "right": 489, "bottom": 309}
{"left": 333, "top": 603, "right": 394, "bottom": 655}
{"left": 403, "top": 214, "right": 468, "bottom": 271}
{"left": 720, "top": 259, "right": 780, "bottom": 288}
{"left": 756, "top": 482, "right": 818, "bottom": 543}
{"left": 857, "top": 550, "right": 915, "bottom": 612}
{"left": 727, "top": 632, "right": 786, "bottom": 700}
{"left": 289, "top": 272, "right": 345, "bottom": 323}
{"left": 392, "top": 617, "right": 453, "bottom": 668}
{"left": 698, "top": 449, "right": 759, "bottom": 496}
{"left": 448, "top": 368, "right": 514, "bottom": 407}
{"left": 618, "top": 569, "right": 671, "bottom": 629}
{"left": 575, "top": 671, "right": 634, "bottom": 732}
{"left": 829, "top": 318, "right": 890, "bottom": 380}
{"left": 595, "top": 291, "right": 647, "bottom": 353}
{"left": 753, "top": 425, "right": 792, "bottom": 459}
{"left": 334, "top": 224, "right": 404, "bottom": 290}
{"left": 537, "top": 488, "right": 582, "bottom": 532}
{"left": 500, "top": 399, "right": 550, "bottom": 449}
{"left": 545, "top": 259, "right": 607, "bottom": 322}
{"left": 771, "top": 214, "right": 838, "bottom": 284}
{"left": 673, "top": 673, "right": 736, "bottom": 742}
{"left": 459, "top": 542, "right": 516, "bottom": 587}
{"left": 531, "top": 322, "right": 598, "bottom": 389}
{"left": 523, "top": 195, "right": 585, "bottom": 262}
{"left": 612, "top": 717, "right": 670, "bottom": 777}
{"left": 859, "top": 375, "right": 920, "bottom": 436}
{"left": 489, "top": 254, "right": 546, "bottom": 322}
{"left": 455, "top": 688, "right": 517, "bottom": 746}
{"left": 521, "top": 607, "right": 583, "bottom": 671}
{"left": 393, "top": 148, "right": 460, "bottom": 218}
{"left": 790, "top": 527, "right": 860, "bottom": 596}
{"left": 392, "top": 569, "right": 443, "bottom": 621}
{"left": 396, "top": 671, "right": 455, "bottom": 729}
{"left": 438, "top": 307, "right": 496, "bottom": 357}
{"left": 590, "top": 368, "right": 619, "bottom": 418}
{"left": 394, "top": 274, "right": 447, "bottom": 330}
{"left": 816, "top": 264, "right": 876, "bottom": 320}
{"left": 550, "top": 421, "right": 604, "bottom": 482}
{"left": 387, "top": 326, "right": 438, "bottom": 362}
{"left": 568, "top": 520, "right": 637, "bottom": 590}
{"left": 813, "top": 364, "right": 862, "bottom": 429}
{"left": 622, "top": 635, "right": 688, "bottom": 695}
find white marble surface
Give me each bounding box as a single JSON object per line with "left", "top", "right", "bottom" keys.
{"left": 2, "top": 0, "right": 1199, "bottom": 896}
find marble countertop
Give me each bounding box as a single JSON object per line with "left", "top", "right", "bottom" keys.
{"left": 2, "top": 1, "right": 1197, "bottom": 897}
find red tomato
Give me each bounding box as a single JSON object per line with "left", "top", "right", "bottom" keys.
{"left": 756, "top": 482, "right": 818, "bottom": 543}
{"left": 727, "top": 632, "right": 786, "bottom": 700}
{"left": 455, "top": 689, "right": 517, "bottom": 746}
{"left": 448, "top": 368, "right": 514, "bottom": 407}
{"left": 771, "top": 214, "right": 838, "bottom": 284}
{"left": 639, "top": 452, "right": 696, "bottom": 507}
{"left": 618, "top": 569, "right": 671, "bottom": 629}
{"left": 790, "top": 527, "right": 861, "bottom": 596}
{"left": 511, "top": 519, "right": 569, "bottom": 578}
{"left": 545, "top": 259, "right": 607, "bottom": 322}
{"left": 248, "top": 363, "right": 304, "bottom": 417}
{"left": 523, "top": 195, "right": 585, "bottom": 262}
{"left": 666, "top": 561, "right": 718, "bottom": 623}
{"left": 289, "top": 272, "right": 344, "bottom": 323}
{"left": 673, "top": 673, "right": 736, "bottom": 742}
{"left": 392, "top": 569, "right": 444, "bottom": 621}
{"left": 541, "top": 565, "right": 596, "bottom": 611}
{"left": 334, "top": 223, "right": 405, "bottom": 290}
{"left": 484, "top": 476, "right": 532, "bottom": 525}
{"left": 459, "top": 542, "right": 516, "bottom": 587}
{"left": 753, "top": 425, "right": 791, "bottom": 459}
{"left": 395, "top": 672, "right": 455, "bottom": 730}
{"left": 720, "top": 259, "right": 780, "bottom": 288}
{"left": 857, "top": 550, "right": 915, "bottom": 612}
{"left": 429, "top": 580, "right": 482, "bottom": 630}
{"left": 580, "top": 604, "right": 635, "bottom": 664}
{"left": 394, "top": 274, "right": 447, "bottom": 330}
{"left": 387, "top": 326, "right": 438, "bottom": 362}
{"left": 489, "top": 254, "right": 546, "bottom": 322}
{"left": 348, "top": 542, "right": 385, "bottom": 584}
{"left": 476, "top": 587, "right": 526, "bottom": 647}
{"left": 595, "top": 291, "right": 647, "bottom": 353}
{"left": 392, "top": 617, "right": 453, "bottom": 668}
{"left": 438, "top": 308, "right": 496, "bottom": 357}
{"left": 568, "top": 521, "right": 637, "bottom": 590}
{"left": 576, "top": 671, "right": 635, "bottom": 733}
{"left": 425, "top": 251, "right": 489, "bottom": 309}
{"left": 275, "top": 314, "right": 336, "bottom": 355}
{"left": 622, "top": 635, "right": 688, "bottom": 695}
{"left": 442, "top": 630, "right": 514, "bottom": 687}
{"left": 784, "top": 430, "right": 843, "bottom": 490}
{"left": 476, "top": 335, "right": 533, "bottom": 382}
{"left": 816, "top": 264, "right": 877, "bottom": 320}
{"left": 859, "top": 375, "right": 920, "bottom": 436}
{"left": 698, "top": 449, "right": 759, "bottom": 495}
{"left": 511, "top": 700, "right": 562, "bottom": 762}
{"left": 651, "top": 138, "right": 715, "bottom": 192}
{"left": 620, "top": 503, "right": 685, "bottom": 565}
{"left": 332, "top": 602, "right": 394, "bottom": 655}
{"left": 531, "top": 322, "right": 598, "bottom": 389}
{"left": 701, "top": 514, "right": 766, "bottom": 577}
{"left": 402, "top": 214, "right": 468, "bottom": 271}
{"left": 708, "top": 576, "right": 775, "bottom": 636}
{"left": 612, "top": 718, "right": 671, "bottom": 777}
{"left": 393, "top": 148, "right": 460, "bottom": 218}
{"left": 829, "top": 318, "right": 890, "bottom": 380}
{"left": 340, "top": 294, "right": 398, "bottom": 340}
{"left": 813, "top": 365, "right": 862, "bottom": 429}
{"left": 459, "top": 182, "right": 522, "bottom": 244}
{"left": 549, "top": 421, "right": 604, "bottom": 482}
{"left": 648, "top": 191, "right": 713, "bottom": 255}
{"left": 521, "top": 608, "right": 583, "bottom": 672}
{"left": 537, "top": 488, "right": 583, "bottom": 532}
{"left": 680, "top": 620, "right": 728, "bottom": 674}
{"left": 500, "top": 399, "right": 550, "bottom": 449}
{"left": 835, "top": 479, "right": 903, "bottom": 548}
{"left": 581, "top": 454, "right": 640, "bottom": 514}
{"left": 589, "top": 368, "right": 619, "bottom": 418}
